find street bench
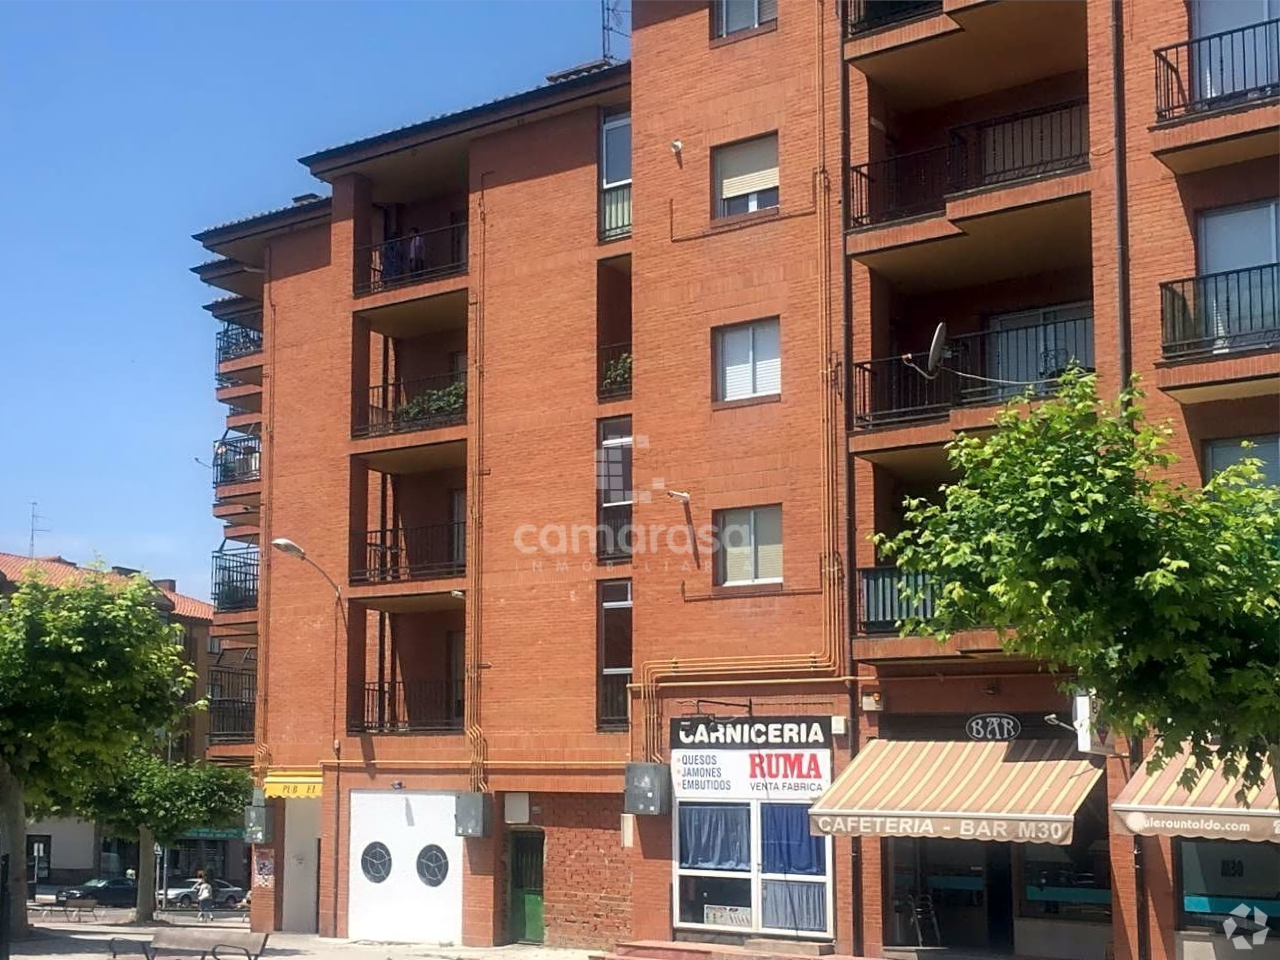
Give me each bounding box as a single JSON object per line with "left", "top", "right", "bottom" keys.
{"left": 37, "top": 897, "right": 100, "bottom": 922}
{"left": 110, "top": 929, "right": 270, "bottom": 960}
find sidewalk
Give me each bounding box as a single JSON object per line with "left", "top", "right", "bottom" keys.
{"left": 11, "top": 921, "right": 597, "bottom": 960}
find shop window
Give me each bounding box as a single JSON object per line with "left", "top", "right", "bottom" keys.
{"left": 1178, "top": 839, "right": 1280, "bottom": 932}
{"left": 1018, "top": 841, "right": 1112, "bottom": 922}
{"left": 679, "top": 803, "right": 751, "bottom": 870}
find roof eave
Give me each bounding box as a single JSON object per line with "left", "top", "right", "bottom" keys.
{"left": 193, "top": 197, "right": 332, "bottom": 249}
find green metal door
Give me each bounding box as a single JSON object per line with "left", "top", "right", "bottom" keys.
{"left": 508, "top": 831, "right": 544, "bottom": 943}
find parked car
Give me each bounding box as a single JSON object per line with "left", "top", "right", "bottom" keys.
{"left": 55, "top": 877, "right": 138, "bottom": 907}
{"left": 161, "top": 878, "right": 245, "bottom": 908}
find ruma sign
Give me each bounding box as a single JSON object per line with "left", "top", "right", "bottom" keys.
{"left": 670, "top": 716, "right": 833, "bottom": 800}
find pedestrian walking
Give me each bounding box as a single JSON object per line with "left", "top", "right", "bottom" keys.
{"left": 195, "top": 873, "right": 215, "bottom": 923}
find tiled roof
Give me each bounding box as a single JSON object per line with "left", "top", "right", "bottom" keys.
{"left": 0, "top": 553, "right": 212, "bottom": 623}
{"left": 298, "top": 59, "right": 629, "bottom": 169}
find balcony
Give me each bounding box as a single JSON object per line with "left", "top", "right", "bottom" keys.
{"left": 354, "top": 222, "right": 468, "bottom": 297}
{"left": 208, "top": 667, "right": 255, "bottom": 745}
{"left": 215, "top": 323, "right": 263, "bottom": 364}
{"left": 845, "top": 0, "right": 941, "bottom": 37}
{"left": 212, "top": 434, "right": 260, "bottom": 486}
{"left": 853, "top": 314, "right": 1094, "bottom": 428}
{"left": 354, "top": 371, "right": 467, "bottom": 439}
{"left": 597, "top": 503, "right": 632, "bottom": 563}
{"left": 599, "top": 183, "right": 632, "bottom": 242}
{"left": 598, "top": 671, "right": 630, "bottom": 730}
{"left": 212, "top": 548, "right": 259, "bottom": 613}
{"left": 352, "top": 522, "right": 466, "bottom": 584}
{"left": 1156, "top": 19, "right": 1280, "bottom": 122}
{"left": 598, "top": 342, "right": 633, "bottom": 400}
{"left": 857, "top": 567, "right": 935, "bottom": 634}
{"left": 849, "top": 100, "right": 1088, "bottom": 228}
{"left": 359, "top": 679, "right": 464, "bottom": 734}
{"left": 1161, "top": 264, "right": 1279, "bottom": 358}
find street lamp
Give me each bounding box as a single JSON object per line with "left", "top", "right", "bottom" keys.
{"left": 270, "top": 537, "right": 341, "bottom": 598}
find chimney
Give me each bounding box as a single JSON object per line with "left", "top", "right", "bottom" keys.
{"left": 111, "top": 565, "right": 141, "bottom": 577}
{"left": 152, "top": 578, "right": 177, "bottom": 592}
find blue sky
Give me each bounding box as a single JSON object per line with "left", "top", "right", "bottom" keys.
{"left": 0, "top": 1, "right": 613, "bottom": 599}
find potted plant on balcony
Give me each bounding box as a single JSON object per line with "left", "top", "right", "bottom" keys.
{"left": 601, "top": 351, "right": 632, "bottom": 392}
{"left": 393, "top": 380, "right": 466, "bottom": 426}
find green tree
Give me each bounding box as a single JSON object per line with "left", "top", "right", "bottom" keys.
{"left": 87, "top": 753, "right": 252, "bottom": 920}
{"left": 878, "top": 371, "right": 1280, "bottom": 790}
{"left": 0, "top": 572, "right": 193, "bottom": 933}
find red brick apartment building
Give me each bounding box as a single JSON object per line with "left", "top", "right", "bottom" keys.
{"left": 191, "top": 1, "right": 1278, "bottom": 957}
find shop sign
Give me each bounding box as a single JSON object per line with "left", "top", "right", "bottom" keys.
{"left": 965, "top": 713, "right": 1021, "bottom": 741}
{"left": 809, "top": 813, "right": 1073, "bottom": 844}
{"left": 670, "top": 716, "right": 832, "bottom": 800}
{"left": 704, "top": 904, "right": 751, "bottom": 927}
{"left": 181, "top": 827, "right": 243, "bottom": 840}
{"left": 1112, "top": 808, "right": 1280, "bottom": 843}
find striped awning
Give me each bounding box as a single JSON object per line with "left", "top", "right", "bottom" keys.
{"left": 809, "top": 738, "right": 1104, "bottom": 845}
{"left": 1113, "top": 746, "right": 1278, "bottom": 842}
{"left": 262, "top": 768, "right": 323, "bottom": 799}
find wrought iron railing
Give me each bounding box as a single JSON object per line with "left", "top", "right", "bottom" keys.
{"left": 598, "top": 671, "right": 630, "bottom": 729}
{"left": 1156, "top": 18, "right": 1280, "bottom": 121}
{"left": 598, "top": 342, "right": 633, "bottom": 400}
{"left": 360, "top": 679, "right": 464, "bottom": 733}
{"left": 852, "top": 315, "right": 1093, "bottom": 428}
{"left": 212, "top": 548, "right": 259, "bottom": 613}
{"left": 212, "top": 434, "right": 260, "bottom": 486}
{"left": 599, "top": 183, "right": 632, "bottom": 241}
{"left": 215, "top": 323, "right": 263, "bottom": 365}
{"left": 597, "top": 503, "right": 633, "bottom": 562}
{"left": 355, "top": 370, "right": 467, "bottom": 438}
{"left": 1160, "top": 263, "right": 1279, "bottom": 357}
{"left": 848, "top": 100, "right": 1089, "bottom": 227}
{"left": 857, "top": 567, "right": 935, "bottom": 634}
{"left": 354, "top": 221, "right": 469, "bottom": 295}
{"left": 845, "top": 0, "right": 942, "bottom": 36}
{"left": 353, "top": 522, "right": 466, "bottom": 583}
{"left": 208, "top": 667, "right": 255, "bottom": 744}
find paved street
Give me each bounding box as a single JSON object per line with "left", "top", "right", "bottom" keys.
{"left": 11, "top": 920, "right": 597, "bottom": 960}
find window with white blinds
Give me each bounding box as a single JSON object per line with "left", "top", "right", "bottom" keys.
{"left": 715, "top": 318, "right": 781, "bottom": 401}
{"left": 715, "top": 505, "right": 783, "bottom": 585}
{"left": 714, "top": 0, "right": 778, "bottom": 37}
{"left": 714, "top": 134, "right": 779, "bottom": 218}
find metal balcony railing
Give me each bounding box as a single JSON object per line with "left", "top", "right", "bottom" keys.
{"left": 857, "top": 567, "right": 936, "bottom": 635}
{"left": 215, "top": 323, "right": 263, "bottom": 365}
{"left": 598, "top": 342, "right": 633, "bottom": 400}
{"left": 354, "top": 221, "right": 468, "bottom": 296}
{"left": 597, "top": 503, "right": 633, "bottom": 562}
{"left": 1156, "top": 18, "right": 1280, "bottom": 121}
{"left": 212, "top": 434, "right": 260, "bottom": 486}
{"left": 1160, "top": 263, "right": 1279, "bottom": 358}
{"left": 211, "top": 548, "right": 259, "bottom": 613}
{"left": 359, "top": 679, "right": 464, "bottom": 733}
{"left": 848, "top": 100, "right": 1089, "bottom": 227}
{"left": 599, "top": 183, "right": 632, "bottom": 241}
{"left": 353, "top": 522, "right": 466, "bottom": 583}
{"left": 845, "top": 0, "right": 942, "bottom": 36}
{"left": 852, "top": 315, "right": 1094, "bottom": 428}
{"left": 208, "top": 667, "right": 255, "bottom": 744}
{"left": 598, "top": 671, "right": 630, "bottom": 729}
{"left": 355, "top": 370, "right": 467, "bottom": 438}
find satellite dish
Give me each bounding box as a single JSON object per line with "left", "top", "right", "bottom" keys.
{"left": 927, "top": 322, "right": 947, "bottom": 375}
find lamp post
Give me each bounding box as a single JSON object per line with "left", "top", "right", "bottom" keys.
{"left": 269, "top": 538, "right": 341, "bottom": 599}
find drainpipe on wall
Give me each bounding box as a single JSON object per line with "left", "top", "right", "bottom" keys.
{"left": 1112, "top": 0, "right": 1132, "bottom": 390}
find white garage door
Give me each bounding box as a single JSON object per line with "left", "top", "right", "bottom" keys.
{"left": 348, "top": 791, "right": 462, "bottom": 943}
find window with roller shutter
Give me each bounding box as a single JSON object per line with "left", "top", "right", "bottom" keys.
{"left": 715, "top": 318, "right": 780, "bottom": 402}
{"left": 714, "top": 134, "right": 779, "bottom": 219}
{"left": 714, "top": 505, "right": 783, "bottom": 586}
{"left": 713, "top": 0, "right": 778, "bottom": 38}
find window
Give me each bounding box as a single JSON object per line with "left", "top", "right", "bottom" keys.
{"left": 985, "top": 302, "right": 1094, "bottom": 398}
{"left": 597, "top": 417, "right": 633, "bottom": 561}
{"left": 714, "top": 505, "right": 782, "bottom": 586}
{"left": 602, "top": 113, "right": 631, "bottom": 188}
{"left": 715, "top": 318, "right": 781, "bottom": 401}
{"left": 1192, "top": 0, "right": 1280, "bottom": 101}
{"left": 714, "top": 134, "right": 779, "bottom": 219}
{"left": 598, "top": 580, "right": 632, "bottom": 728}
{"left": 207, "top": 633, "right": 222, "bottom": 655}
{"left": 714, "top": 0, "right": 778, "bottom": 38}
{"left": 1205, "top": 435, "right": 1280, "bottom": 487}
{"left": 1178, "top": 839, "right": 1280, "bottom": 933}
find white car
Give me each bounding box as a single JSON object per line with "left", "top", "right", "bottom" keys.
{"left": 161, "top": 878, "right": 245, "bottom": 908}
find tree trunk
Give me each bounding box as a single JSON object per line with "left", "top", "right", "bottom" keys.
{"left": 135, "top": 826, "right": 156, "bottom": 922}
{"left": 0, "top": 759, "right": 29, "bottom": 936}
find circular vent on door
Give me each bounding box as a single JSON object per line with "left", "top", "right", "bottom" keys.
{"left": 416, "top": 845, "right": 449, "bottom": 887}
{"left": 360, "top": 842, "right": 392, "bottom": 883}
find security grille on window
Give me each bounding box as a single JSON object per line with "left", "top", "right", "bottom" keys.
{"left": 715, "top": 318, "right": 780, "bottom": 401}
{"left": 714, "top": 134, "right": 779, "bottom": 218}
{"left": 714, "top": 506, "right": 782, "bottom": 585}
{"left": 714, "top": 0, "right": 778, "bottom": 37}
{"left": 598, "top": 579, "right": 632, "bottom": 727}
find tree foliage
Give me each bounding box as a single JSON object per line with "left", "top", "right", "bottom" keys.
{"left": 878, "top": 371, "right": 1280, "bottom": 789}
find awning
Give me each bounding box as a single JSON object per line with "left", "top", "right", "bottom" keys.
{"left": 262, "top": 768, "right": 323, "bottom": 799}
{"left": 809, "top": 738, "right": 1104, "bottom": 845}
{"left": 1113, "top": 746, "right": 1278, "bottom": 842}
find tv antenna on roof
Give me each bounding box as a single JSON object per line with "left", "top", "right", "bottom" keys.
{"left": 601, "top": 0, "right": 630, "bottom": 63}
{"left": 28, "top": 501, "right": 49, "bottom": 559}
